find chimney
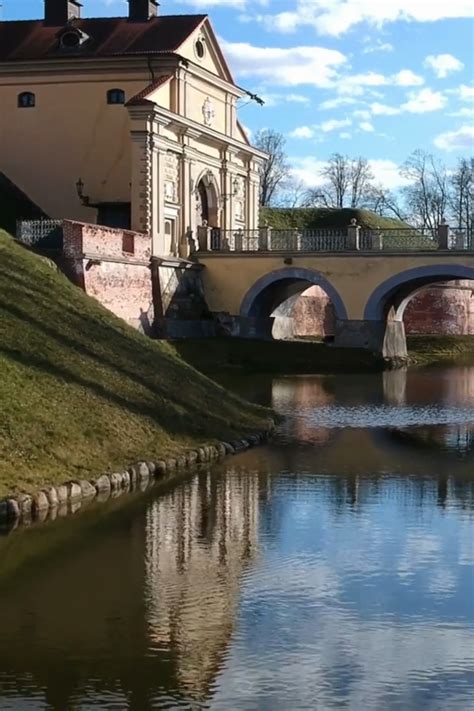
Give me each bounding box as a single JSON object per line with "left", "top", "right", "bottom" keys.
{"left": 44, "top": 0, "right": 82, "bottom": 26}
{"left": 128, "top": 0, "right": 159, "bottom": 22}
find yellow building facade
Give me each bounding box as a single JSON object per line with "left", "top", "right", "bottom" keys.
{"left": 0, "top": 0, "right": 265, "bottom": 257}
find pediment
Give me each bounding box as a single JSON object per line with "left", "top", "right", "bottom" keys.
{"left": 178, "top": 18, "right": 235, "bottom": 86}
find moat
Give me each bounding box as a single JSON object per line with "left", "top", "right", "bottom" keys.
{"left": 0, "top": 367, "right": 473, "bottom": 710}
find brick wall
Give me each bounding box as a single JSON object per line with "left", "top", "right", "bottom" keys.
{"left": 63, "top": 220, "right": 154, "bottom": 332}
{"left": 293, "top": 282, "right": 474, "bottom": 337}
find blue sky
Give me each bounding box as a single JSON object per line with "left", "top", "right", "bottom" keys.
{"left": 5, "top": 0, "right": 474, "bottom": 189}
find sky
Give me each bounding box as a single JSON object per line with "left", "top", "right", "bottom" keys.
{"left": 4, "top": 0, "right": 474, "bottom": 190}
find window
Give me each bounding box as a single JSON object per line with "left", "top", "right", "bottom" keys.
{"left": 107, "top": 89, "right": 125, "bottom": 105}
{"left": 18, "top": 92, "right": 35, "bottom": 108}
{"left": 194, "top": 39, "right": 205, "bottom": 59}
{"left": 122, "top": 232, "right": 135, "bottom": 254}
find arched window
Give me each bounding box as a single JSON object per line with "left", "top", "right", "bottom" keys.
{"left": 18, "top": 92, "right": 35, "bottom": 108}
{"left": 107, "top": 89, "right": 125, "bottom": 105}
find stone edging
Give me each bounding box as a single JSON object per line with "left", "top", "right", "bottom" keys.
{"left": 0, "top": 425, "right": 274, "bottom": 530}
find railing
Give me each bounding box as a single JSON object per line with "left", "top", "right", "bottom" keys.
{"left": 16, "top": 218, "right": 63, "bottom": 249}
{"left": 197, "top": 224, "right": 474, "bottom": 253}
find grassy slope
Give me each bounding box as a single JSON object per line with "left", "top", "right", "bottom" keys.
{"left": 407, "top": 335, "right": 474, "bottom": 366}
{"left": 0, "top": 232, "right": 269, "bottom": 498}
{"left": 260, "top": 207, "right": 411, "bottom": 231}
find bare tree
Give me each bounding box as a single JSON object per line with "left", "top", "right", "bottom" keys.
{"left": 254, "top": 129, "right": 290, "bottom": 206}
{"left": 401, "top": 150, "right": 449, "bottom": 229}
{"left": 304, "top": 153, "right": 375, "bottom": 209}
{"left": 450, "top": 157, "right": 473, "bottom": 231}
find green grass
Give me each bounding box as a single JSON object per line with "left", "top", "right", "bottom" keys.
{"left": 260, "top": 207, "right": 412, "bottom": 231}
{"left": 0, "top": 231, "right": 270, "bottom": 498}
{"left": 408, "top": 335, "right": 474, "bottom": 366}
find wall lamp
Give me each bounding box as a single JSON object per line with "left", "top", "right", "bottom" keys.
{"left": 75, "top": 177, "right": 90, "bottom": 206}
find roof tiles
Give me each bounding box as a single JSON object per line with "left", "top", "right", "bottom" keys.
{"left": 0, "top": 15, "right": 206, "bottom": 62}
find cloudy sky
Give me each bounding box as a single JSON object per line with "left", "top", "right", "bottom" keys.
{"left": 7, "top": 0, "right": 474, "bottom": 189}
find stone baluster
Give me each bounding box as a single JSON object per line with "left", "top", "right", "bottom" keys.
{"left": 347, "top": 219, "right": 360, "bottom": 250}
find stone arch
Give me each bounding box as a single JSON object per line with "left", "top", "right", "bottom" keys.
{"left": 240, "top": 267, "right": 347, "bottom": 340}
{"left": 364, "top": 264, "right": 474, "bottom": 322}
{"left": 195, "top": 170, "right": 220, "bottom": 228}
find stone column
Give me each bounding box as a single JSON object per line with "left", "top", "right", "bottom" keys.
{"left": 334, "top": 319, "right": 408, "bottom": 362}
{"left": 437, "top": 223, "right": 449, "bottom": 250}
{"left": 346, "top": 219, "right": 360, "bottom": 250}
{"left": 150, "top": 139, "right": 167, "bottom": 256}
{"left": 130, "top": 130, "right": 151, "bottom": 235}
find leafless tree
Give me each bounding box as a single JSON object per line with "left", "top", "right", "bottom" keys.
{"left": 304, "top": 153, "right": 375, "bottom": 209}
{"left": 254, "top": 129, "right": 290, "bottom": 206}
{"left": 401, "top": 150, "right": 449, "bottom": 229}
{"left": 450, "top": 157, "right": 473, "bottom": 231}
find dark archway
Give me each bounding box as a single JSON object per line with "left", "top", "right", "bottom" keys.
{"left": 364, "top": 264, "right": 474, "bottom": 322}
{"left": 239, "top": 267, "right": 347, "bottom": 340}
{"left": 195, "top": 173, "right": 219, "bottom": 228}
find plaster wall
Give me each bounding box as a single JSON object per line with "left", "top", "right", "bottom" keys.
{"left": 0, "top": 68, "right": 149, "bottom": 220}
{"left": 198, "top": 253, "right": 474, "bottom": 321}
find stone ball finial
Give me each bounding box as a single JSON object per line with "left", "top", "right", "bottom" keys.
{"left": 350, "top": 218, "right": 358, "bottom": 226}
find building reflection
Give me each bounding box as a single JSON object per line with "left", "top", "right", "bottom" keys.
{"left": 143, "top": 468, "right": 260, "bottom": 700}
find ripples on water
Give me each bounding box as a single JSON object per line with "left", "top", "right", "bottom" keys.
{"left": 0, "top": 368, "right": 473, "bottom": 710}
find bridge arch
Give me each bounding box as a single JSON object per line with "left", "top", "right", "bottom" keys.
{"left": 239, "top": 267, "right": 348, "bottom": 341}
{"left": 240, "top": 267, "right": 348, "bottom": 320}
{"left": 364, "top": 264, "right": 474, "bottom": 322}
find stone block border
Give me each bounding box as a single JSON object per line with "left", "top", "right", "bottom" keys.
{"left": 0, "top": 423, "right": 275, "bottom": 531}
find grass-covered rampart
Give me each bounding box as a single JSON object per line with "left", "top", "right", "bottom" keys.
{"left": 0, "top": 232, "right": 269, "bottom": 498}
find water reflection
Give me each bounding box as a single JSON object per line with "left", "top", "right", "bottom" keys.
{"left": 0, "top": 367, "right": 473, "bottom": 710}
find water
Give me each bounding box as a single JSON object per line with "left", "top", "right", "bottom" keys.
{"left": 0, "top": 367, "right": 473, "bottom": 710}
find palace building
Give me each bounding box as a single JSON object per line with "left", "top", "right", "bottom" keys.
{"left": 0, "top": 0, "right": 265, "bottom": 258}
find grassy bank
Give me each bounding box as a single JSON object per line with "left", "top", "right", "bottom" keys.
{"left": 0, "top": 232, "right": 270, "bottom": 498}
{"left": 407, "top": 335, "right": 474, "bottom": 366}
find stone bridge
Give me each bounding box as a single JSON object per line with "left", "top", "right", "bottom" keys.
{"left": 197, "top": 248, "right": 474, "bottom": 361}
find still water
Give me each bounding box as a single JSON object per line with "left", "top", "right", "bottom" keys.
{"left": 0, "top": 367, "right": 473, "bottom": 710}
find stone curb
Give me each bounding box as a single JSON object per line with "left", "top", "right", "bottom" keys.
{"left": 0, "top": 424, "right": 274, "bottom": 530}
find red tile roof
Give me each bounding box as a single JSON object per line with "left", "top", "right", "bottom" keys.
{"left": 0, "top": 15, "right": 206, "bottom": 62}
{"left": 126, "top": 74, "right": 173, "bottom": 106}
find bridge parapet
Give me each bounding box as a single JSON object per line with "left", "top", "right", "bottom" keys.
{"left": 195, "top": 224, "right": 473, "bottom": 254}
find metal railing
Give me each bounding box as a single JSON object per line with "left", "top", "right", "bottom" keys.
{"left": 16, "top": 218, "right": 63, "bottom": 249}
{"left": 197, "top": 225, "right": 474, "bottom": 253}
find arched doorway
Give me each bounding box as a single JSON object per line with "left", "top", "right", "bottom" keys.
{"left": 195, "top": 173, "right": 219, "bottom": 228}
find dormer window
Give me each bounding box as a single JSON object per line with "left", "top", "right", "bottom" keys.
{"left": 18, "top": 92, "right": 35, "bottom": 108}
{"left": 59, "top": 28, "right": 89, "bottom": 51}
{"left": 107, "top": 89, "right": 126, "bottom": 105}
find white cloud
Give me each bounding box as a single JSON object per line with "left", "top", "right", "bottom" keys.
{"left": 401, "top": 88, "right": 446, "bottom": 113}
{"left": 255, "top": 0, "right": 474, "bottom": 37}
{"left": 291, "top": 156, "right": 411, "bottom": 189}
{"left": 393, "top": 70, "right": 424, "bottom": 87}
{"left": 359, "top": 121, "right": 375, "bottom": 132}
{"left": 456, "top": 83, "right": 474, "bottom": 101}
{"left": 434, "top": 125, "right": 474, "bottom": 151}
{"left": 289, "top": 125, "right": 315, "bottom": 139}
{"left": 449, "top": 106, "right": 474, "bottom": 119}
{"left": 320, "top": 118, "right": 352, "bottom": 132}
{"left": 424, "top": 53, "right": 465, "bottom": 78}
{"left": 261, "top": 92, "right": 311, "bottom": 107}
{"left": 319, "top": 96, "right": 359, "bottom": 110}
{"left": 220, "top": 40, "right": 347, "bottom": 87}
{"left": 354, "top": 109, "right": 372, "bottom": 120}
{"left": 370, "top": 102, "right": 401, "bottom": 115}
{"left": 339, "top": 131, "right": 352, "bottom": 139}
{"left": 362, "top": 39, "right": 394, "bottom": 54}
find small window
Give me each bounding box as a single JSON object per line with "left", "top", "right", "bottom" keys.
{"left": 18, "top": 92, "right": 35, "bottom": 108}
{"left": 195, "top": 39, "right": 205, "bottom": 59}
{"left": 122, "top": 232, "right": 135, "bottom": 254}
{"left": 107, "top": 89, "right": 125, "bottom": 105}
{"left": 60, "top": 31, "right": 81, "bottom": 49}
